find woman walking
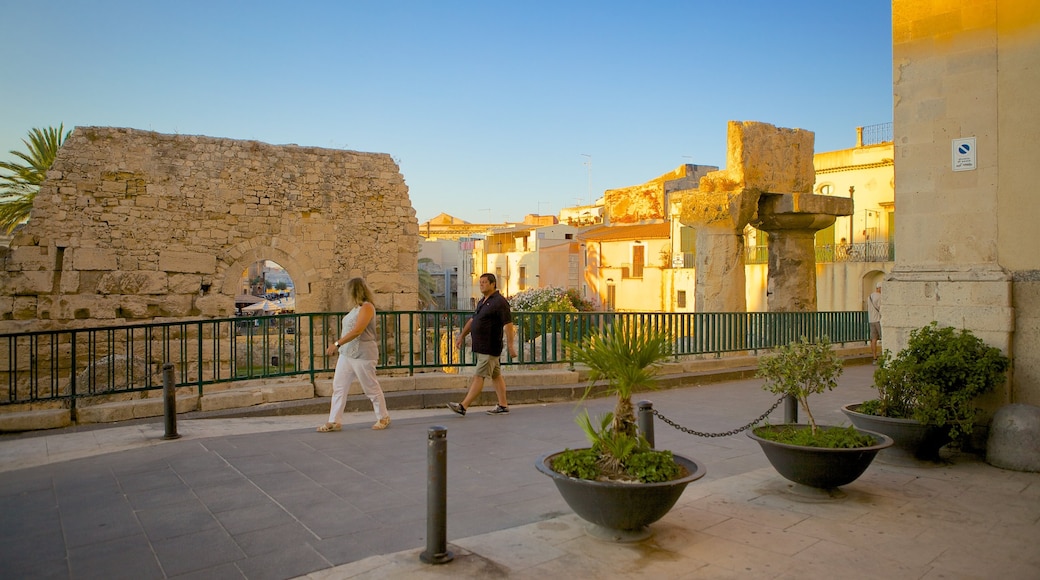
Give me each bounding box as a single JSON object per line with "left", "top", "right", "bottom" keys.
{"left": 318, "top": 277, "right": 391, "bottom": 432}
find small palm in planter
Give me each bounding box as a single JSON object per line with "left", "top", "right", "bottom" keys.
{"left": 843, "top": 322, "right": 1010, "bottom": 460}
{"left": 536, "top": 320, "right": 706, "bottom": 541}
{"left": 750, "top": 336, "right": 893, "bottom": 489}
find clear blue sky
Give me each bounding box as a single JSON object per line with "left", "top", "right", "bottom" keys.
{"left": 2, "top": 1, "right": 891, "bottom": 225}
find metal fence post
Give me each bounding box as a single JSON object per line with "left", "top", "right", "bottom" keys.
{"left": 783, "top": 395, "right": 798, "bottom": 424}
{"left": 162, "top": 363, "right": 180, "bottom": 440}
{"left": 637, "top": 400, "right": 655, "bottom": 449}
{"left": 420, "top": 426, "right": 453, "bottom": 564}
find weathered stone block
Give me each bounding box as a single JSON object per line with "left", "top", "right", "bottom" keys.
{"left": 117, "top": 296, "right": 158, "bottom": 319}
{"left": 158, "top": 294, "right": 195, "bottom": 317}
{"left": 195, "top": 294, "right": 234, "bottom": 318}
{"left": 261, "top": 381, "right": 314, "bottom": 402}
{"left": 72, "top": 248, "right": 118, "bottom": 271}
{"left": 96, "top": 271, "right": 168, "bottom": 295}
{"left": 986, "top": 404, "right": 1040, "bottom": 472}
{"left": 0, "top": 409, "right": 71, "bottom": 432}
{"left": 168, "top": 273, "right": 204, "bottom": 294}
{"left": 158, "top": 251, "right": 217, "bottom": 274}
{"left": 200, "top": 388, "right": 264, "bottom": 411}
{"left": 5, "top": 272, "right": 54, "bottom": 295}
{"left": 699, "top": 121, "right": 815, "bottom": 195}
{"left": 8, "top": 247, "right": 55, "bottom": 271}
{"left": 12, "top": 297, "right": 37, "bottom": 320}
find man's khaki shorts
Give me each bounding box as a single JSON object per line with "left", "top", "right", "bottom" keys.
{"left": 473, "top": 353, "right": 502, "bottom": 379}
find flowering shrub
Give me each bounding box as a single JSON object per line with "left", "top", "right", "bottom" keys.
{"left": 509, "top": 287, "right": 579, "bottom": 345}
{"left": 509, "top": 287, "right": 578, "bottom": 313}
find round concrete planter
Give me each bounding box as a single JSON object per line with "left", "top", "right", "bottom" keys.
{"left": 841, "top": 403, "right": 951, "bottom": 462}
{"left": 748, "top": 424, "right": 893, "bottom": 489}
{"left": 536, "top": 450, "right": 706, "bottom": 542}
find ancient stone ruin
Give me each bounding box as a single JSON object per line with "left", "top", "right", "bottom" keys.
{"left": 0, "top": 127, "right": 421, "bottom": 332}
{"left": 679, "top": 121, "right": 853, "bottom": 312}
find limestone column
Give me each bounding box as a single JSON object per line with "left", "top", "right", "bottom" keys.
{"left": 680, "top": 191, "right": 759, "bottom": 312}
{"left": 679, "top": 121, "right": 817, "bottom": 312}
{"left": 755, "top": 193, "right": 853, "bottom": 312}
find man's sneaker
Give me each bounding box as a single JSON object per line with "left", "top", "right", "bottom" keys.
{"left": 486, "top": 405, "right": 509, "bottom": 415}
{"left": 447, "top": 402, "right": 466, "bottom": 416}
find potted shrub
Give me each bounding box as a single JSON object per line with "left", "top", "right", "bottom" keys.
{"left": 749, "top": 336, "right": 893, "bottom": 489}
{"left": 535, "top": 320, "right": 706, "bottom": 541}
{"left": 843, "top": 322, "right": 1011, "bottom": 461}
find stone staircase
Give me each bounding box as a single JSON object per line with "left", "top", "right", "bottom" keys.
{"left": 0, "top": 347, "right": 874, "bottom": 433}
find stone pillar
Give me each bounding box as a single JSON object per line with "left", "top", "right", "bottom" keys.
{"left": 755, "top": 193, "right": 853, "bottom": 312}
{"left": 679, "top": 121, "right": 817, "bottom": 312}
{"left": 681, "top": 192, "right": 759, "bottom": 312}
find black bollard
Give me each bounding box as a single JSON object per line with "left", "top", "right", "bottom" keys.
{"left": 637, "top": 400, "right": 655, "bottom": 448}
{"left": 162, "top": 363, "right": 181, "bottom": 440}
{"left": 783, "top": 394, "right": 798, "bottom": 424}
{"left": 420, "top": 426, "right": 453, "bottom": 564}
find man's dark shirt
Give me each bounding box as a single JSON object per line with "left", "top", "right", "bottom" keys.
{"left": 470, "top": 290, "right": 512, "bottom": 356}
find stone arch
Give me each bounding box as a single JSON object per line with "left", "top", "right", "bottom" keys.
{"left": 0, "top": 127, "right": 420, "bottom": 331}
{"left": 217, "top": 238, "right": 321, "bottom": 313}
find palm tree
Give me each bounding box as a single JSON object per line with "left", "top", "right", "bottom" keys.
{"left": 0, "top": 124, "right": 71, "bottom": 233}
{"left": 417, "top": 258, "right": 438, "bottom": 309}
{"left": 568, "top": 320, "right": 671, "bottom": 476}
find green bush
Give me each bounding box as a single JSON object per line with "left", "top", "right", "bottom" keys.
{"left": 756, "top": 336, "right": 844, "bottom": 438}
{"left": 755, "top": 425, "right": 877, "bottom": 448}
{"left": 863, "top": 322, "right": 1010, "bottom": 441}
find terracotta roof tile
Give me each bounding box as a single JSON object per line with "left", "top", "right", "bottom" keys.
{"left": 578, "top": 222, "right": 671, "bottom": 242}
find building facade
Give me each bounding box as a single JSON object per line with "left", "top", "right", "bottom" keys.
{"left": 886, "top": 0, "right": 1040, "bottom": 407}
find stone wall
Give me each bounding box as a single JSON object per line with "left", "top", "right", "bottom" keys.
{"left": 887, "top": 0, "right": 1040, "bottom": 407}
{"left": 0, "top": 127, "right": 420, "bottom": 332}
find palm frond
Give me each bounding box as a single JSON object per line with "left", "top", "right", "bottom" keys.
{"left": 0, "top": 124, "right": 70, "bottom": 232}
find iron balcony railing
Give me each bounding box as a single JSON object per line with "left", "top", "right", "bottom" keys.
{"left": 816, "top": 241, "right": 895, "bottom": 263}
{"left": 1, "top": 310, "right": 867, "bottom": 411}
{"left": 861, "top": 122, "right": 893, "bottom": 146}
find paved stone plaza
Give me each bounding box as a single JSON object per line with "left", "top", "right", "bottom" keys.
{"left": 1, "top": 365, "right": 1038, "bottom": 579}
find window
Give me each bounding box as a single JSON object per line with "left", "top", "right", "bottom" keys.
{"left": 519, "top": 266, "right": 527, "bottom": 291}
{"left": 631, "top": 244, "right": 645, "bottom": 278}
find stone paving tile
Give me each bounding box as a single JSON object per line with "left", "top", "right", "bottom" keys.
{"left": 5, "top": 367, "right": 1040, "bottom": 580}
{"left": 689, "top": 492, "right": 812, "bottom": 531}
{"left": 701, "top": 516, "right": 821, "bottom": 556}
{"left": 66, "top": 532, "right": 164, "bottom": 580}
{"left": 151, "top": 527, "right": 246, "bottom": 577}
{"left": 234, "top": 543, "right": 330, "bottom": 580}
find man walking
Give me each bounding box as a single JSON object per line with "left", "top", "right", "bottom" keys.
{"left": 868, "top": 282, "right": 882, "bottom": 363}
{"left": 448, "top": 273, "right": 517, "bottom": 416}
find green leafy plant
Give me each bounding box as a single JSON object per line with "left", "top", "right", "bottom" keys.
{"left": 756, "top": 335, "right": 844, "bottom": 438}
{"left": 1, "top": 124, "right": 71, "bottom": 233}
{"left": 552, "top": 410, "right": 680, "bottom": 483}
{"left": 417, "top": 258, "right": 438, "bottom": 309}
{"left": 754, "top": 424, "right": 876, "bottom": 448}
{"left": 861, "top": 322, "right": 1010, "bottom": 441}
{"left": 552, "top": 320, "right": 682, "bottom": 483}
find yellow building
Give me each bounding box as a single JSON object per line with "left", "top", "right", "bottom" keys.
{"left": 886, "top": 0, "right": 1040, "bottom": 407}
{"left": 580, "top": 223, "right": 671, "bottom": 311}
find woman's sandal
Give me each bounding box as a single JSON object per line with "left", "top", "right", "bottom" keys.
{"left": 317, "top": 422, "right": 341, "bottom": 432}
{"left": 371, "top": 416, "right": 391, "bottom": 430}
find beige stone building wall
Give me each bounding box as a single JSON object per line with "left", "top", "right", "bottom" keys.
{"left": 887, "top": 1, "right": 1040, "bottom": 407}
{"left": 0, "top": 127, "right": 420, "bottom": 331}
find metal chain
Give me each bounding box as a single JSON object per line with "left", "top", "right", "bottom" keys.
{"left": 651, "top": 395, "right": 787, "bottom": 438}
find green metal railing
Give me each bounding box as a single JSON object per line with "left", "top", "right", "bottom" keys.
{"left": 1, "top": 310, "right": 867, "bottom": 411}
